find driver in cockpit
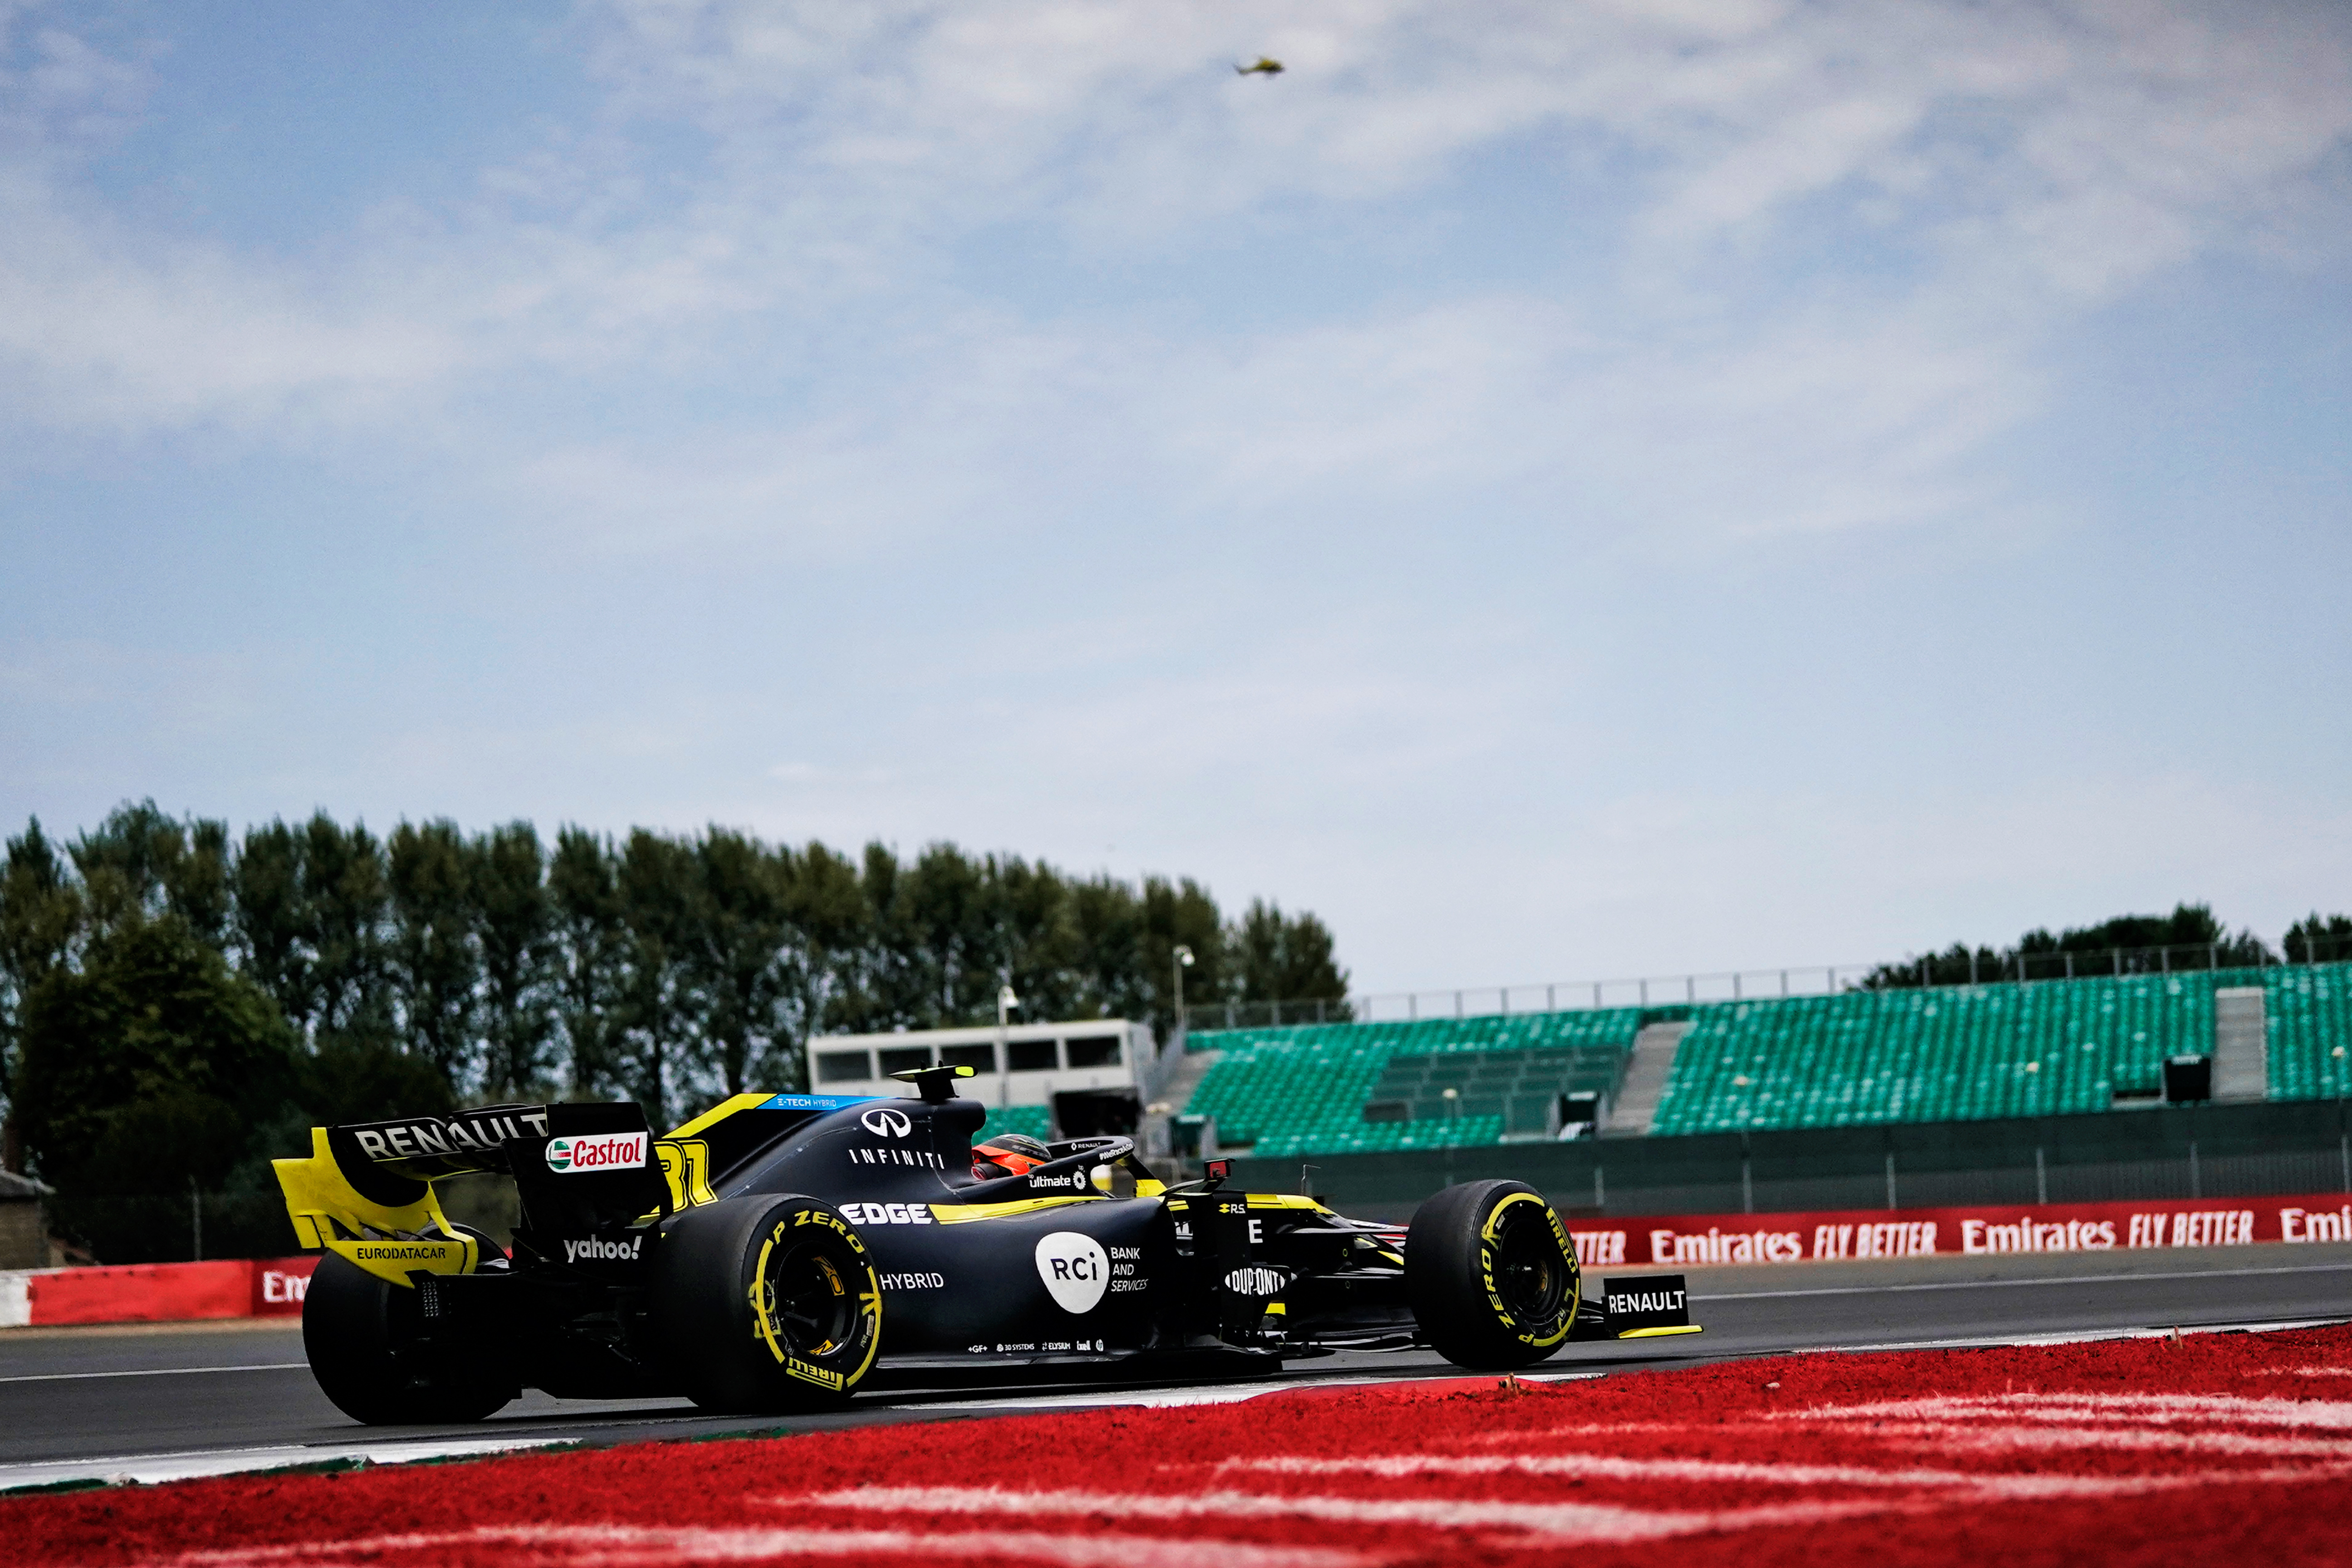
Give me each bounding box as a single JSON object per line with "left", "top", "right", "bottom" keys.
{"left": 970, "top": 1132, "right": 1051, "bottom": 1182}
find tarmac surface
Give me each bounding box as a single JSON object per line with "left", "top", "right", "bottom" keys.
{"left": 5, "top": 1240, "right": 2350, "bottom": 1491}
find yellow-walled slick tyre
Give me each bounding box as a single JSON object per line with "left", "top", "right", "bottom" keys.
{"left": 303, "top": 1243, "right": 517, "bottom": 1426}
{"left": 650, "top": 1193, "right": 882, "bottom": 1413}
{"left": 1406, "top": 1179, "right": 1580, "bottom": 1370}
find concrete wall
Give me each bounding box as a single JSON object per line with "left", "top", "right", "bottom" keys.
{"left": 0, "top": 1197, "right": 47, "bottom": 1270}
{"left": 1235, "top": 1099, "right": 2352, "bottom": 1223}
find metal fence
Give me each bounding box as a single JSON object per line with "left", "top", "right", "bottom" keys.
{"left": 40, "top": 1190, "right": 292, "bottom": 1267}
{"left": 1225, "top": 1101, "right": 2352, "bottom": 1222}
{"left": 1188, "top": 936, "right": 2352, "bottom": 1036}
{"left": 35, "top": 1171, "right": 521, "bottom": 1267}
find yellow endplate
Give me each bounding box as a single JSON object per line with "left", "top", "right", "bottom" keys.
{"left": 324, "top": 1236, "right": 474, "bottom": 1281}
{"left": 1619, "top": 1324, "right": 1704, "bottom": 1339}
{"left": 272, "top": 1126, "right": 478, "bottom": 1286}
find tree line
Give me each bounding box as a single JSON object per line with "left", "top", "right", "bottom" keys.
{"left": 0, "top": 801, "right": 1350, "bottom": 1215}
{"left": 1861, "top": 902, "right": 2352, "bottom": 989}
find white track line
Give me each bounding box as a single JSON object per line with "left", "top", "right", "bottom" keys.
{"left": 1225, "top": 1453, "right": 1998, "bottom": 1488}
{"left": 926, "top": 1377, "right": 1390, "bottom": 1411}
{"left": 1821, "top": 1317, "right": 2346, "bottom": 1353}
{"left": 0, "top": 1435, "right": 570, "bottom": 1493}
{"left": 162, "top": 1525, "right": 1375, "bottom": 1568}
{"left": 790, "top": 1485, "right": 1889, "bottom": 1545}
{"left": 9, "top": 1316, "right": 2337, "bottom": 1494}
{"left": 0, "top": 1362, "right": 307, "bottom": 1385}
{"left": 906, "top": 1367, "right": 1599, "bottom": 1414}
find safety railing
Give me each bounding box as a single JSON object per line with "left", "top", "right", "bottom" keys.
{"left": 1186, "top": 936, "right": 2352, "bottom": 1037}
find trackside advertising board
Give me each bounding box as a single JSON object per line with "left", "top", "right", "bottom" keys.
{"left": 1566, "top": 1191, "right": 2352, "bottom": 1269}
{"left": 6, "top": 1192, "right": 2349, "bottom": 1328}
{"left": 0, "top": 1255, "right": 320, "bottom": 1328}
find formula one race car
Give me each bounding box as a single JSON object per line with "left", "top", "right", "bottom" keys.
{"left": 272, "top": 1066, "right": 1697, "bottom": 1423}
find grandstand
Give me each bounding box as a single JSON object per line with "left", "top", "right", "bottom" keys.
{"left": 1184, "top": 1009, "right": 1644, "bottom": 1161}
{"left": 1180, "top": 961, "right": 2352, "bottom": 1161}
{"left": 2267, "top": 965, "right": 2352, "bottom": 1101}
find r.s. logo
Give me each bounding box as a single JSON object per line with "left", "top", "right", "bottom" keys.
{"left": 860, "top": 1107, "right": 912, "bottom": 1138}
{"left": 1034, "top": 1231, "right": 1109, "bottom": 1314}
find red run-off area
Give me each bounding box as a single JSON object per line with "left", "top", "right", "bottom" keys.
{"left": 10, "top": 1325, "right": 2352, "bottom": 1567}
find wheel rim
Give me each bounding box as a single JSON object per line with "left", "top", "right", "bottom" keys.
{"left": 757, "top": 1241, "right": 857, "bottom": 1357}
{"left": 1490, "top": 1202, "right": 1568, "bottom": 1324}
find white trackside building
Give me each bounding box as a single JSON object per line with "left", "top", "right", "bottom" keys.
{"left": 807, "top": 1018, "right": 1157, "bottom": 1137}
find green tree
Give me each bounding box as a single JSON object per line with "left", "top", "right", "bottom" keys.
{"left": 15, "top": 917, "right": 297, "bottom": 1197}
{"left": 231, "top": 819, "right": 313, "bottom": 1034}
{"left": 844, "top": 841, "right": 922, "bottom": 1031}
{"left": 785, "top": 841, "right": 873, "bottom": 1057}
{"left": 2285, "top": 913, "right": 2352, "bottom": 965}
{"left": 688, "top": 830, "right": 799, "bottom": 1097}
{"left": 387, "top": 819, "right": 480, "bottom": 1088}
{"left": 294, "top": 1037, "right": 455, "bottom": 1128}
{"left": 67, "top": 800, "right": 178, "bottom": 933}
{"left": 1139, "top": 874, "right": 1225, "bottom": 1035}
{"left": 12, "top": 805, "right": 1355, "bottom": 1129}
{"left": 66, "top": 802, "right": 235, "bottom": 950}
{"left": 616, "top": 829, "right": 701, "bottom": 1128}
{"left": 902, "top": 843, "right": 996, "bottom": 1022}
{"left": 996, "top": 854, "right": 1090, "bottom": 1023}
{"left": 474, "top": 822, "right": 557, "bottom": 1098}
{"left": 1864, "top": 902, "right": 2276, "bottom": 988}
{"left": 1067, "top": 872, "right": 1147, "bottom": 1021}
{"left": 302, "top": 814, "right": 395, "bottom": 1047}
{"left": 1228, "top": 899, "right": 1351, "bottom": 1010}
{"left": 1, "top": 821, "right": 81, "bottom": 1170}
{"left": 549, "top": 827, "right": 627, "bottom": 1097}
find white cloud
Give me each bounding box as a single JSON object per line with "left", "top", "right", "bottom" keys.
{"left": 1303, "top": 769, "right": 2352, "bottom": 991}
{"left": 1, "top": 0, "right": 2343, "bottom": 510}
{"left": 3, "top": 0, "right": 2349, "bottom": 997}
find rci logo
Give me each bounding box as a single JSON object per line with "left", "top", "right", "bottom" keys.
{"left": 860, "top": 1107, "right": 912, "bottom": 1139}
{"left": 1034, "top": 1231, "right": 1109, "bottom": 1314}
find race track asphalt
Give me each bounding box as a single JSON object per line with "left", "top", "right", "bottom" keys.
{"left": 5, "top": 1240, "right": 2349, "bottom": 1490}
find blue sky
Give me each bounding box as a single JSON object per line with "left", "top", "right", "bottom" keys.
{"left": 3, "top": 0, "right": 2348, "bottom": 995}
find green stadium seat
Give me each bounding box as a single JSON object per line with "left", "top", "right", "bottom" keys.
{"left": 1177, "top": 963, "right": 2352, "bottom": 1156}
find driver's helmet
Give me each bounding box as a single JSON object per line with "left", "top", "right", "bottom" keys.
{"left": 972, "top": 1131, "right": 1051, "bottom": 1181}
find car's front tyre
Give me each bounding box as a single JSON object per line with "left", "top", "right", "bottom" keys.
{"left": 1406, "top": 1179, "right": 1580, "bottom": 1370}
{"left": 649, "top": 1194, "right": 882, "bottom": 1413}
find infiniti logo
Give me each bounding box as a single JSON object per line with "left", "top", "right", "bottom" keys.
{"left": 861, "top": 1107, "right": 912, "bottom": 1138}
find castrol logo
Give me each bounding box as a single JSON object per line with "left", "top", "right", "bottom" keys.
{"left": 546, "top": 1132, "right": 647, "bottom": 1173}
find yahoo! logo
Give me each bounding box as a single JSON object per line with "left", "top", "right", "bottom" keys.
{"left": 860, "top": 1108, "right": 912, "bottom": 1139}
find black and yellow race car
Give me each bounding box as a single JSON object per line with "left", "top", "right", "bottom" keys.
{"left": 272, "top": 1066, "right": 1695, "bottom": 1423}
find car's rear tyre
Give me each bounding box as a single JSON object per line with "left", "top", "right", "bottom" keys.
{"left": 649, "top": 1194, "right": 882, "bottom": 1413}
{"left": 303, "top": 1231, "right": 518, "bottom": 1426}
{"left": 1406, "top": 1179, "right": 1580, "bottom": 1370}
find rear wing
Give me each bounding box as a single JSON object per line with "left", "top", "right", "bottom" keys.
{"left": 273, "top": 1102, "right": 660, "bottom": 1285}
{"left": 272, "top": 1093, "right": 879, "bottom": 1285}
